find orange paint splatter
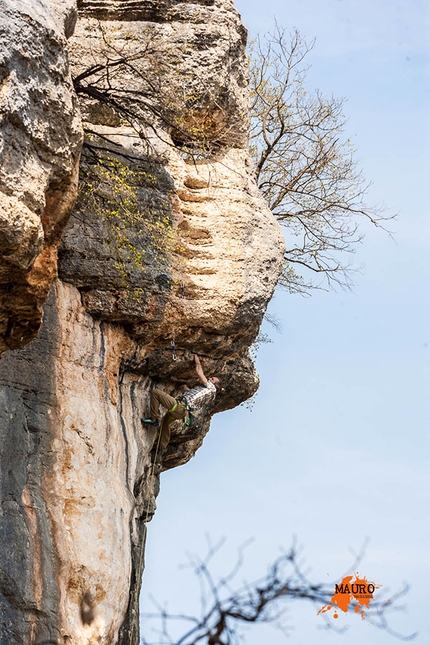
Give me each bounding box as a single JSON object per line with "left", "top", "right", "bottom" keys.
{"left": 317, "top": 573, "right": 381, "bottom": 621}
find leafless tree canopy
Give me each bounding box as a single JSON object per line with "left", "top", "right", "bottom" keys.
{"left": 249, "top": 26, "right": 395, "bottom": 293}
{"left": 141, "top": 538, "right": 416, "bottom": 645}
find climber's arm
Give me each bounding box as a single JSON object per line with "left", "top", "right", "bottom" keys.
{"left": 194, "top": 354, "right": 208, "bottom": 385}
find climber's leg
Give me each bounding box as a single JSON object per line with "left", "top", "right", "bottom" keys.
{"left": 159, "top": 403, "right": 186, "bottom": 450}
{"left": 148, "top": 388, "right": 176, "bottom": 422}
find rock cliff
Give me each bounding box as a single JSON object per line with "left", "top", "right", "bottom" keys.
{"left": 0, "top": 1, "right": 284, "bottom": 644}
{"left": 0, "top": 0, "right": 82, "bottom": 354}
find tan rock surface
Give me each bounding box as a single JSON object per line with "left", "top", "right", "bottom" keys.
{"left": 0, "top": 0, "right": 82, "bottom": 353}
{"left": 0, "top": 1, "right": 285, "bottom": 644}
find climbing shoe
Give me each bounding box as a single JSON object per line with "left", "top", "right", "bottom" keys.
{"left": 141, "top": 418, "right": 159, "bottom": 427}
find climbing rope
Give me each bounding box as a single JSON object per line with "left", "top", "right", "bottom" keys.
{"left": 130, "top": 366, "right": 227, "bottom": 641}
{"left": 129, "top": 423, "right": 163, "bottom": 645}
{"left": 129, "top": 344, "right": 227, "bottom": 641}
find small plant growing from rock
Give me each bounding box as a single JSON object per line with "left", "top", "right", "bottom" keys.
{"left": 76, "top": 145, "right": 177, "bottom": 295}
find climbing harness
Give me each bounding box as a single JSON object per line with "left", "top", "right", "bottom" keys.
{"left": 168, "top": 398, "right": 194, "bottom": 427}
{"left": 176, "top": 395, "right": 196, "bottom": 428}
{"left": 168, "top": 401, "right": 178, "bottom": 415}
{"left": 183, "top": 411, "right": 196, "bottom": 428}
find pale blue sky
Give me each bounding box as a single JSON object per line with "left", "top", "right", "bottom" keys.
{"left": 141, "top": 1, "right": 430, "bottom": 643}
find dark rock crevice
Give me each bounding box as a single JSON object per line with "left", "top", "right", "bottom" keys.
{"left": 78, "top": 0, "right": 217, "bottom": 23}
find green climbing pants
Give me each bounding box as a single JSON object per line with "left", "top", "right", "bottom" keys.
{"left": 150, "top": 388, "right": 187, "bottom": 450}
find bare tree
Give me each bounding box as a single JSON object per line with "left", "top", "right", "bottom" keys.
{"left": 249, "top": 26, "right": 394, "bottom": 294}
{"left": 140, "top": 538, "right": 416, "bottom": 645}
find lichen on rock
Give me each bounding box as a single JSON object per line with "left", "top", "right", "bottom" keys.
{"left": 0, "top": 1, "right": 284, "bottom": 644}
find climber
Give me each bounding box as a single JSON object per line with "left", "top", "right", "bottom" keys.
{"left": 141, "top": 354, "right": 221, "bottom": 452}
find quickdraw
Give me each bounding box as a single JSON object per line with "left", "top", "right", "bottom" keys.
{"left": 170, "top": 339, "right": 177, "bottom": 361}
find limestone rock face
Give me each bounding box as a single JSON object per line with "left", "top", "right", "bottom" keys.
{"left": 0, "top": 1, "right": 285, "bottom": 644}
{"left": 1, "top": 283, "right": 146, "bottom": 645}
{"left": 0, "top": 0, "right": 82, "bottom": 354}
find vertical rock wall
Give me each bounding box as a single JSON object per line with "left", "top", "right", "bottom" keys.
{"left": 1, "top": 282, "right": 148, "bottom": 644}
{"left": 0, "top": 1, "right": 285, "bottom": 644}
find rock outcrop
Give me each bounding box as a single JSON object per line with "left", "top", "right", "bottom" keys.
{"left": 0, "top": 1, "right": 284, "bottom": 644}
{"left": 0, "top": 0, "right": 83, "bottom": 354}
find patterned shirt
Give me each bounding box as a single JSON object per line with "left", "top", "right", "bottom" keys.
{"left": 181, "top": 380, "right": 216, "bottom": 410}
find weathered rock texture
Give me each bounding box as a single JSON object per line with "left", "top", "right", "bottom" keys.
{"left": 0, "top": 0, "right": 83, "bottom": 354}
{"left": 0, "top": 1, "right": 284, "bottom": 644}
